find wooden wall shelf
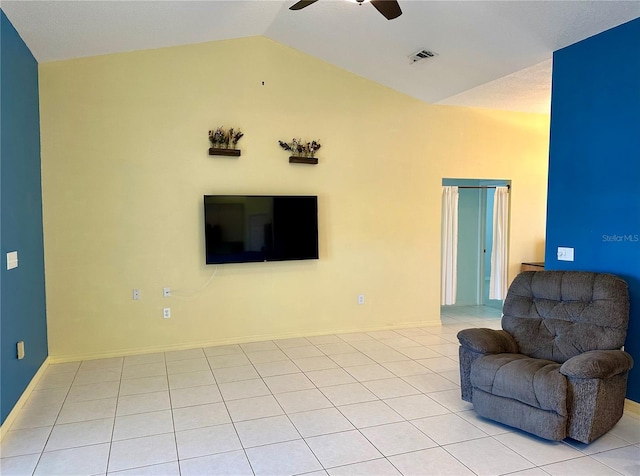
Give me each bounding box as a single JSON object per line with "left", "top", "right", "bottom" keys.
{"left": 209, "top": 148, "right": 241, "bottom": 157}
{"left": 289, "top": 156, "right": 318, "bottom": 165}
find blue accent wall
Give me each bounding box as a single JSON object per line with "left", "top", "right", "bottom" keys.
{"left": 1, "top": 10, "right": 48, "bottom": 425}
{"left": 545, "top": 18, "right": 640, "bottom": 401}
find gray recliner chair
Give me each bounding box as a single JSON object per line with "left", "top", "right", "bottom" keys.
{"left": 457, "top": 271, "right": 633, "bottom": 443}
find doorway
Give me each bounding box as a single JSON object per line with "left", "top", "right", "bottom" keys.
{"left": 442, "top": 178, "right": 510, "bottom": 309}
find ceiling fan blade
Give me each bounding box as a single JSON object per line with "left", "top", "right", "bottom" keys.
{"left": 289, "top": 0, "right": 320, "bottom": 11}
{"left": 370, "top": 0, "right": 402, "bottom": 20}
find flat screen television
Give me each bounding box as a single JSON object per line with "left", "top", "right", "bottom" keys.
{"left": 204, "top": 195, "right": 319, "bottom": 264}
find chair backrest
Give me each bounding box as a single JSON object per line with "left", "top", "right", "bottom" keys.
{"left": 502, "top": 271, "right": 629, "bottom": 363}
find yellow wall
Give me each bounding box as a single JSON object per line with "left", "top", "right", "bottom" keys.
{"left": 39, "top": 36, "right": 549, "bottom": 361}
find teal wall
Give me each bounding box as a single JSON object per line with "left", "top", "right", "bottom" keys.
{"left": 545, "top": 18, "right": 640, "bottom": 401}
{"left": 0, "top": 10, "right": 48, "bottom": 424}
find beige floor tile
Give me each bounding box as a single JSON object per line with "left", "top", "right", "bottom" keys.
{"left": 235, "top": 414, "right": 300, "bottom": 447}
{"left": 167, "top": 369, "right": 215, "bottom": 389}
{"left": 207, "top": 353, "right": 250, "bottom": 369}
{"left": 444, "top": 436, "right": 535, "bottom": 475}
{"left": 388, "top": 447, "right": 475, "bottom": 475}
{"left": 117, "top": 390, "right": 170, "bottom": 416}
{"left": 119, "top": 376, "right": 168, "bottom": 396}
{"left": 108, "top": 433, "right": 177, "bottom": 473}
{"left": 172, "top": 402, "right": 231, "bottom": 431}
{"left": 109, "top": 461, "right": 180, "bottom": 475}
{"left": 113, "top": 409, "right": 174, "bottom": 440}
{"left": 495, "top": 431, "right": 585, "bottom": 466}
{"left": 344, "top": 364, "right": 396, "bottom": 382}
{"left": 263, "top": 373, "right": 315, "bottom": 394}
{"left": 212, "top": 364, "right": 259, "bottom": 383}
{"left": 327, "top": 458, "right": 401, "bottom": 475}
{"left": 179, "top": 450, "right": 252, "bottom": 476}
{"left": 319, "top": 383, "right": 378, "bottom": 406}
{"left": 175, "top": 424, "right": 241, "bottom": 459}
{"left": 170, "top": 384, "right": 222, "bottom": 408}
{"left": 361, "top": 421, "right": 437, "bottom": 456}
{"left": 121, "top": 362, "right": 167, "bottom": 380}
{"left": 254, "top": 359, "right": 300, "bottom": 377}
{"left": 337, "top": 401, "right": 403, "bottom": 428}
{"left": 293, "top": 356, "right": 339, "bottom": 372}
{"left": 275, "top": 388, "right": 333, "bottom": 414}
{"left": 245, "top": 439, "right": 322, "bottom": 476}
{"left": 66, "top": 381, "right": 119, "bottom": 403}
{"left": 306, "top": 430, "right": 382, "bottom": 468}
{"left": 0, "top": 453, "right": 40, "bottom": 476}
{"left": 246, "top": 349, "right": 289, "bottom": 364}
{"left": 218, "top": 379, "right": 270, "bottom": 401}
{"left": 0, "top": 427, "right": 51, "bottom": 458}
{"left": 411, "top": 413, "right": 488, "bottom": 445}
{"left": 289, "top": 408, "right": 354, "bottom": 437}
{"left": 166, "top": 358, "right": 209, "bottom": 374}
{"left": 384, "top": 394, "right": 450, "bottom": 420}
{"left": 34, "top": 443, "right": 110, "bottom": 476}
{"left": 362, "top": 377, "right": 421, "bottom": 399}
{"left": 305, "top": 368, "right": 357, "bottom": 387}
{"left": 45, "top": 418, "right": 113, "bottom": 452}
{"left": 590, "top": 445, "right": 640, "bottom": 476}
{"left": 57, "top": 397, "right": 117, "bottom": 424}
{"left": 225, "top": 395, "right": 284, "bottom": 422}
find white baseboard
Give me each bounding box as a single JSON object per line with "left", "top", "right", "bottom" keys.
{"left": 0, "top": 357, "right": 50, "bottom": 441}
{"left": 625, "top": 398, "right": 640, "bottom": 416}
{"left": 48, "top": 319, "right": 442, "bottom": 363}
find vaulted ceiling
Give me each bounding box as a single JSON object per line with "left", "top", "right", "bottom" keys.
{"left": 3, "top": 1, "right": 639, "bottom": 113}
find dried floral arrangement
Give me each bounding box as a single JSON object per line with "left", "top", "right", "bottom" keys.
{"left": 278, "top": 139, "right": 322, "bottom": 158}
{"left": 209, "top": 127, "right": 244, "bottom": 149}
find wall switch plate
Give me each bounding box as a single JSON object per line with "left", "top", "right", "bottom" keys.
{"left": 133, "top": 289, "right": 140, "bottom": 300}
{"left": 358, "top": 294, "right": 365, "bottom": 305}
{"left": 557, "top": 247, "right": 575, "bottom": 261}
{"left": 163, "top": 308, "right": 171, "bottom": 319}
{"left": 17, "top": 341, "right": 25, "bottom": 360}
{"left": 163, "top": 287, "right": 171, "bottom": 298}
{"left": 7, "top": 251, "right": 18, "bottom": 270}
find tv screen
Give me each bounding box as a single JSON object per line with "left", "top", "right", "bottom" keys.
{"left": 204, "top": 195, "right": 319, "bottom": 264}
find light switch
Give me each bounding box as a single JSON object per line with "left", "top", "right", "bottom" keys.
{"left": 7, "top": 251, "right": 18, "bottom": 270}
{"left": 557, "top": 247, "right": 574, "bottom": 261}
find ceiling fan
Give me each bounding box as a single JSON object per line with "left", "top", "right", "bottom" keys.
{"left": 290, "top": 0, "right": 402, "bottom": 21}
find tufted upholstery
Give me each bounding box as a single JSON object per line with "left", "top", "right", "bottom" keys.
{"left": 502, "top": 272, "right": 629, "bottom": 362}
{"left": 470, "top": 354, "right": 566, "bottom": 416}
{"left": 457, "top": 271, "right": 633, "bottom": 443}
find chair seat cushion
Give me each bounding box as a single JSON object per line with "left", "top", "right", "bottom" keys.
{"left": 470, "top": 354, "right": 567, "bottom": 416}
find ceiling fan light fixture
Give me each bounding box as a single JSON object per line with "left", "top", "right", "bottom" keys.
{"left": 290, "top": 0, "right": 402, "bottom": 20}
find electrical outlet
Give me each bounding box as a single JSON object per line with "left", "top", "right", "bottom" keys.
{"left": 358, "top": 294, "right": 365, "bottom": 305}
{"left": 133, "top": 289, "right": 140, "bottom": 300}
{"left": 163, "top": 287, "right": 171, "bottom": 298}
{"left": 163, "top": 308, "right": 171, "bottom": 319}
{"left": 17, "top": 341, "right": 25, "bottom": 360}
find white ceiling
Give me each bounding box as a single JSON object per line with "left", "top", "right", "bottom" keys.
{"left": 3, "top": 1, "right": 639, "bottom": 114}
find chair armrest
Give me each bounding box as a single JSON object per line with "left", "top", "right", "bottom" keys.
{"left": 560, "top": 350, "right": 634, "bottom": 379}
{"left": 457, "top": 328, "right": 518, "bottom": 354}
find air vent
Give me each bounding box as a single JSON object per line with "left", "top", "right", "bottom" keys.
{"left": 409, "top": 49, "right": 438, "bottom": 64}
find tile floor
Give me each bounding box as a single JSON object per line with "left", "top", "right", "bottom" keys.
{"left": 1, "top": 305, "right": 638, "bottom": 475}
